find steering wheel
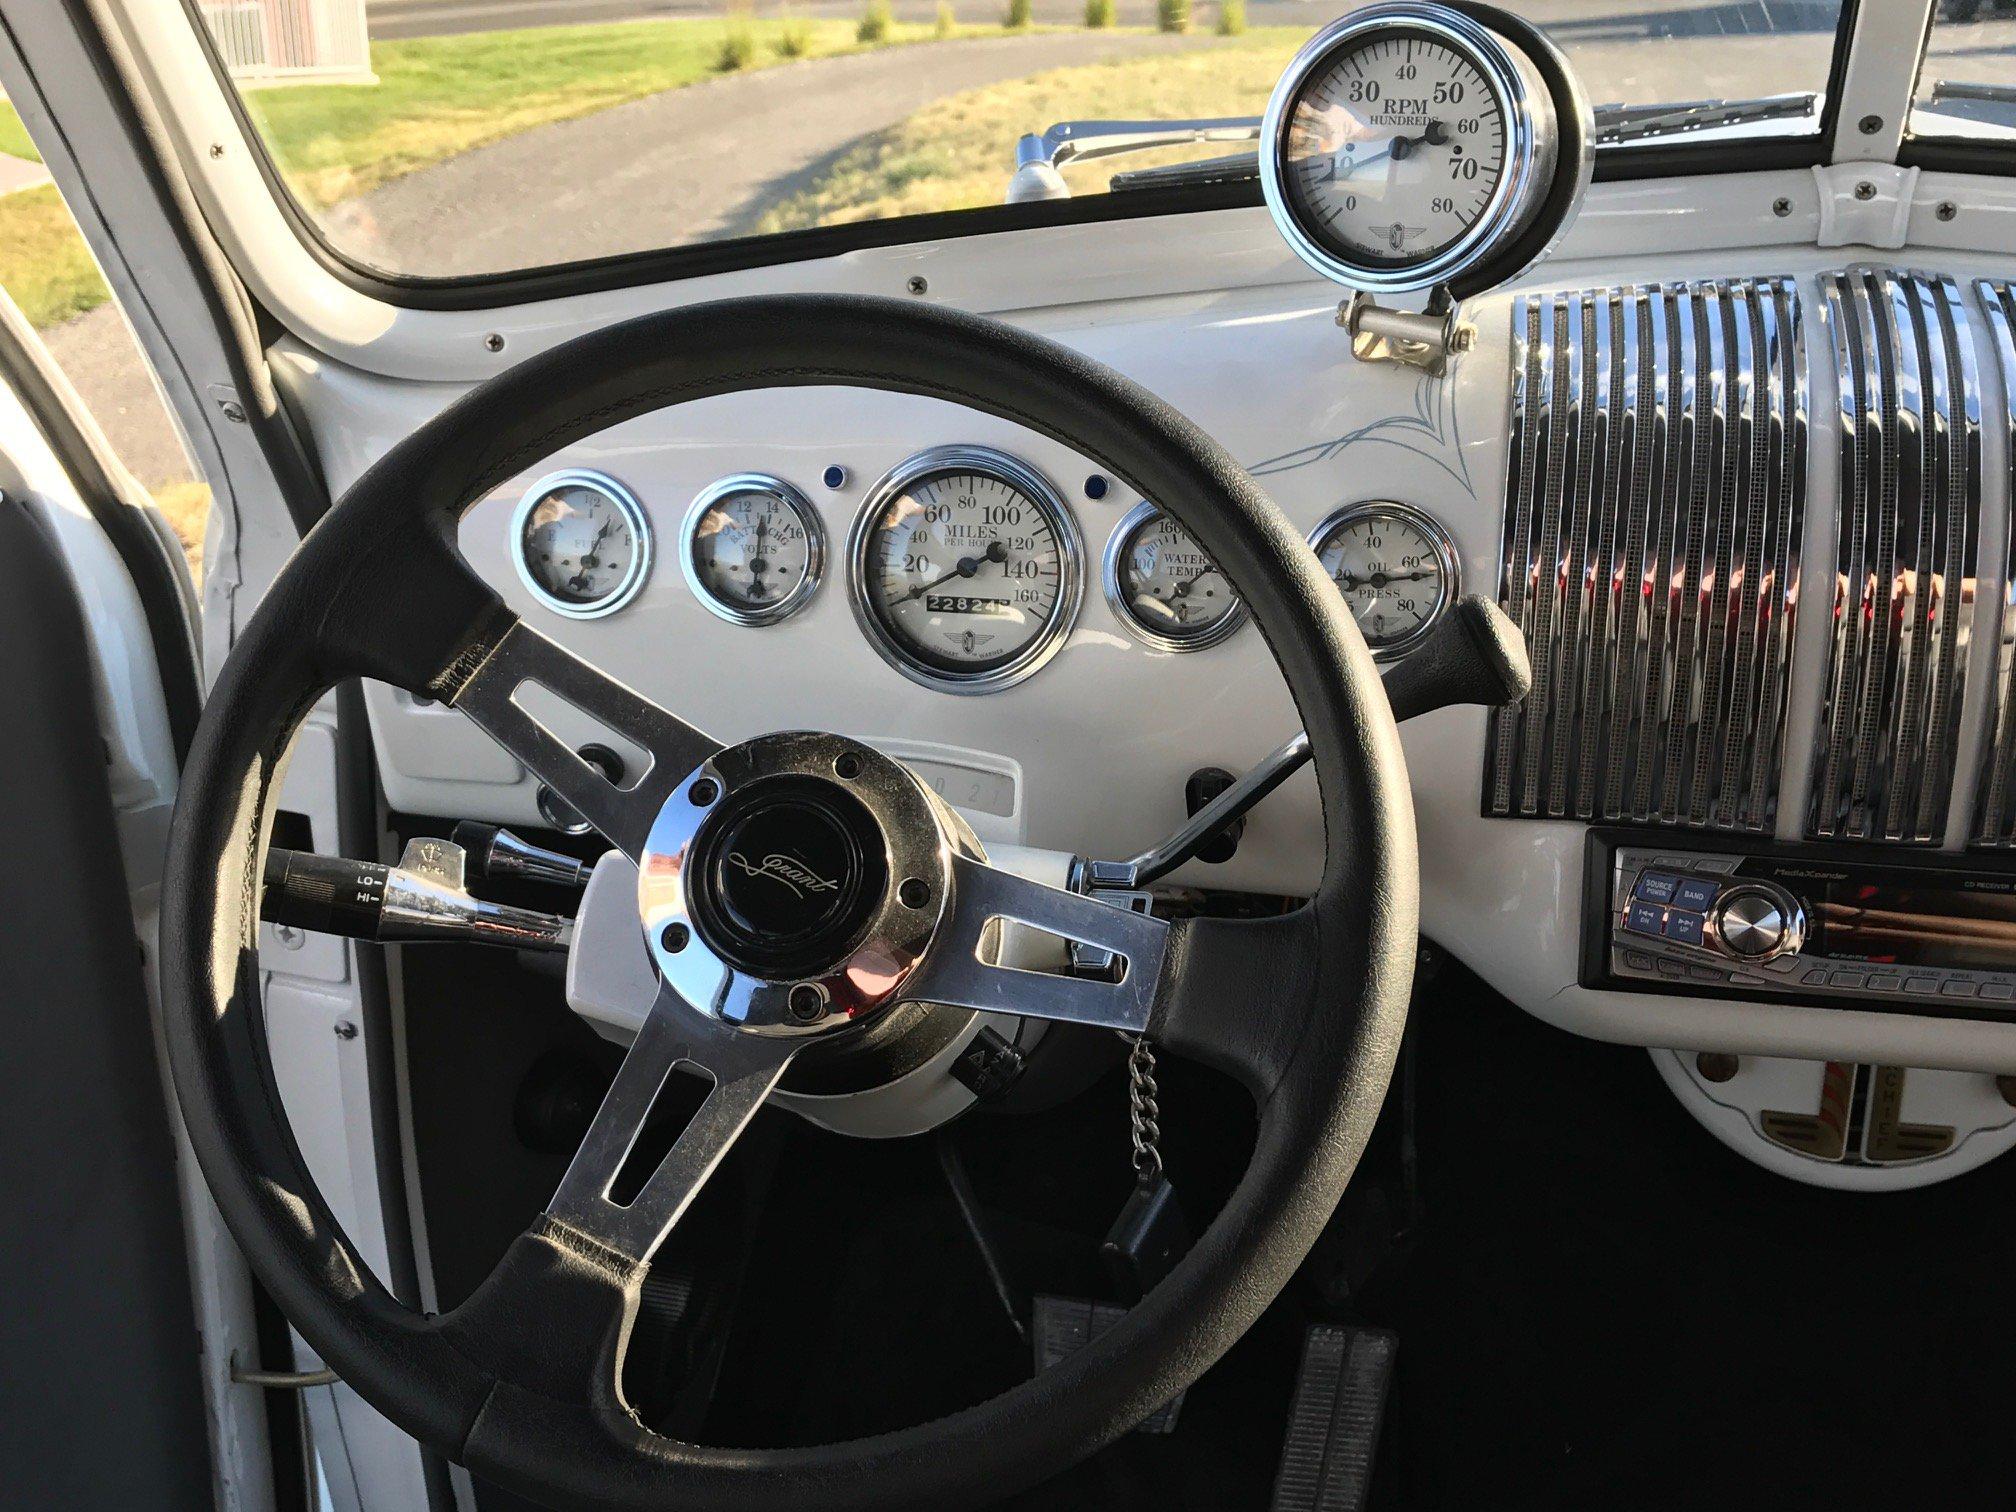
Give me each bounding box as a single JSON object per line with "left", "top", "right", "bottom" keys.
{"left": 160, "top": 294, "right": 1417, "bottom": 1512}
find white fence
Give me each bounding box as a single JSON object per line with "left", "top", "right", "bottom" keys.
{"left": 198, "top": 0, "right": 373, "bottom": 84}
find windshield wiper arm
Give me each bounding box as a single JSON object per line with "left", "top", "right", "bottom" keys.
{"left": 1009, "top": 92, "right": 1824, "bottom": 202}
{"left": 1926, "top": 79, "right": 2016, "bottom": 108}
{"left": 1592, "top": 91, "right": 1819, "bottom": 145}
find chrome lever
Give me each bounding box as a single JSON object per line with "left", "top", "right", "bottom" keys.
{"left": 262, "top": 838, "right": 575, "bottom": 952}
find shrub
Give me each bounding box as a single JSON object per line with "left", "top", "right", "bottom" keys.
{"left": 1216, "top": 0, "right": 1245, "bottom": 34}
{"left": 1085, "top": 0, "right": 1115, "bottom": 25}
{"left": 714, "top": 24, "right": 757, "bottom": 70}
{"left": 1004, "top": 0, "right": 1032, "bottom": 29}
{"left": 1157, "top": 0, "right": 1189, "bottom": 31}
{"left": 773, "top": 10, "right": 813, "bottom": 56}
{"left": 936, "top": 0, "right": 956, "bottom": 36}
{"left": 857, "top": 0, "right": 894, "bottom": 42}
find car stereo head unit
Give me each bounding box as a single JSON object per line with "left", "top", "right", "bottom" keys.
{"left": 1587, "top": 833, "right": 2016, "bottom": 1019}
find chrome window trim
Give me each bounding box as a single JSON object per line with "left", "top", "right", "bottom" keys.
{"left": 509, "top": 468, "right": 653, "bottom": 621}
{"left": 1256, "top": 2, "right": 1553, "bottom": 296}
{"left": 846, "top": 445, "right": 1084, "bottom": 696}
{"left": 1485, "top": 278, "right": 1806, "bottom": 830}
{"left": 1100, "top": 500, "right": 1248, "bottom": 654}
{"left": 1811, "top": 269, "right": 1980, "bottom": 846}
{"left": 679, "top": 473, "right": 826, "bottom": 628}
{"left": 1307, "top": 500, "right": 1459, "bottom": 662}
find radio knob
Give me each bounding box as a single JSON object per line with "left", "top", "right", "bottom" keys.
{"left": 1711, "top": 886, "right": 1804, "bottom": 961}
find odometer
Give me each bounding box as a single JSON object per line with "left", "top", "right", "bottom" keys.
{"left": 850, "top": 447, "right": 1082, "bottom": 693}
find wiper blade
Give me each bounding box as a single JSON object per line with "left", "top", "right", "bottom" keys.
{"left": 1592, "top": 91, "right": 1819, "bottom": 145}
{"left": 1926, "top": 79, "right": 2016, "bottom": 108}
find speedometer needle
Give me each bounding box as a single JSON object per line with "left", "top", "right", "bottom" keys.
{"left": 908, "top": 539, "right": 1008, "bottom": 600}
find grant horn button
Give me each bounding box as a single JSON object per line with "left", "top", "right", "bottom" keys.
{"left": 690, "top": 776, "right": 888, "bottom": 979}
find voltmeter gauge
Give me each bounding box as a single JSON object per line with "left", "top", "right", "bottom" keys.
{"left": 1103, "top": 502, "right": 1245, "bottom": 652}
{"left": 681, "top": 475, "right": 824, "bottom": 626}
{"left": 1309, "top": 501, "right": 1457, "bottom": 658}
{"left": 1259, "top": 2, "right": 1587, "bottom": 296}
{"left": 511, "top": 470, "right": 651, "bottom": 619}
{"left": 849, "top": 446, "right": 1082, "bottom": 694}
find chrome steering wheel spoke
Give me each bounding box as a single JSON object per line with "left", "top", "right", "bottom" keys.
{"left": 898, "top": 853, "right": 1170, "bottom": 1032}
{"left": 544, "top": 983, "right": 798, "bottom": 1266}
{"left": 449, "top": 620, "right": 719, "bottom": 860}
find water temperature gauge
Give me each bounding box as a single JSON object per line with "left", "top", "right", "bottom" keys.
{"left": 682, "top": 474, "right": 825, "bottom": 626}
{"left": 511, "top": 469, "right": 652, "bottom": 619}
{"left": 1103, "top": 502, "right": 1245, "bottom": 652}
{"left": 1309, "top": 501, "right": 1458, "bottom": 658}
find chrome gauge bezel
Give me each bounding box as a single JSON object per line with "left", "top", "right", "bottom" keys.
{"left": 680, "top": 473, "right": 826, "bottom": 627}
{"left": 1308, "top": 500, "right": 1460, "bottom": 660}
{"left": 510, "top": 468, "right": 653, "bottom": 620}
{"left": 1102, "top": 500, "right": 1248, "bottom": 653}
{"left": 848, "top": 445, "right": 1084, "bottom": 696}
{"left": 1258, "top": 2, "right": 1556, "bottom": 296}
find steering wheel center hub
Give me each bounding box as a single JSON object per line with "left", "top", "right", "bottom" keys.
{"left": 638, "top": 731, "right": 950, "bottom": 1035}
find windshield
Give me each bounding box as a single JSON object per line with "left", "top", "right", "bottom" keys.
{"left": 1912, "top": 5, "right": 2016, "bottom": 143}
{"left": 198, "top": 0, "right": 1846, "bottom": 281}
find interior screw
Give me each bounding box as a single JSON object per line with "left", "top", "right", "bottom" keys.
{"left": 834, "top": 752, "right": 862, "bottom": 780}
{"left": 1937, "top": 201, "right": 1958, "bottom": 222}
{"left": 217, "top": 397, "right": 247, "bottom": 424}
{"left": 1854, "top": 181, "right": 1877, "bottom": 201}
{"left": 660, "top": 922, "right": 690, "bottom": 954}
{"left": 1696, "top": 1051, "right": 1739, "bottom": 1084}
{"left": 689, "top": 778, "right": 719, "bottom": 805}
{"left": 484, "top": 332, "right": 506, "bottom": 352}
{"left": 899, "top": 878, "right": 931, "bottom": 909}
{"left": 906, "top": 275, "right": 929, "bottom": 296}
{"left": 1772, "top": 196, "right": 1793, "bottom": 218}
{"left": 787, "top": 984, "right": 826, "bottom": 1022}
{"left": 334, "top": 1021, "right": 359, "bottom": 1041}
{"left": 208, "top": 142, "right": 226, "bottom": 159}
{"left": 1858, "top": 113, "right": 1882, "bottom": 135}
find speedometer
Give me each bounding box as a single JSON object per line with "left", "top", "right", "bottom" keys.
{"left": 849, "top": 447, "right": 1083, "bottom": 693}
{"left": 1260, "top": 3, "right": 1577, "bottom": 296}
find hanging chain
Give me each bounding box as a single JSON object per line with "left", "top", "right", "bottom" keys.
{"left": 1124, "top": 1033, "right": 1163, "bottom": 1183}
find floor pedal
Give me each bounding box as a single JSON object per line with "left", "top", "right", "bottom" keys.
{"left": 1030, "top": 1294, "right": 1184, "bottom": 1434}
{"left": 1270, "top": 1325, "right": 1396, "bottom": 1512}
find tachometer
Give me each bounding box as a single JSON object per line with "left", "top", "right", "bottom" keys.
{"left": 1260, "top": 3, "right": 1576, "bottom": 295}
{"left": 1309, "top": 501, "right": 1457, "bottom": 658}
{"left": 1103, "top": 502, "right": 1245, "bottom": 652}
{"left": 850, "top": 447, "right": 1082, "bottom": 693}
{"left": 511, "top": 469, "right": 651, "bottom": 619}
{"left": 681, "top": 474, "right": 824, "bottom": 626}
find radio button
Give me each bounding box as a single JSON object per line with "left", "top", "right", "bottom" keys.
{"left": 1712, "top": 887, "right": 1802, "bottom": 960}
{"left": 1904, "top": 977, "right": 1939, "bottom": 995}
{"left": 1828, "top": 969, "right": 1868, "bottom": 989}
{"left": 1635, "top": 872, "right": 1680, "bottom": 904}
{"left": 1940, "top": 980, "right": 1977, "bottom": 999}
{"left": 1624, "top": 900, "right": 1667, "bottom": 937}
{"left": 1673, "top": 877, "right": 1722, "bottom": 912}
{"left": 1664, "top": 910, "right": 1707, "bottom": 947}
{"left": 1865, "top": 973, "right": 1902, "bottom": 993}
{"left": 1980, "top": 982, "right": 2015, "bottom": 1001}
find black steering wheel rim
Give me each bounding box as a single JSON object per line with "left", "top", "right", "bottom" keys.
{"left": 160, "top": 293, "right": 1419, "bottom": 1511}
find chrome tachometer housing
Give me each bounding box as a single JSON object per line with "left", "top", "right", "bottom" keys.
{"left": 1259, "top": 1, "right": 1576, "bottom": 297}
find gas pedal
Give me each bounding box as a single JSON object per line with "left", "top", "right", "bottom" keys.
{"left": 1030, "top": 1294, "right": 1184, "bottom": 1434}
{"left": 1270, "top": 1325, "right": 1397, "bottom": 1512}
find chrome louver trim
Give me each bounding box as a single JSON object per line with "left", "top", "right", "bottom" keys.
{"left": 1972, "top": 279, "right": 2016, "bottom": 847}
{"left": 1810, "top": 270, "right": 1981, "bottom": 845}
{"left": 1485, "top": 278, "right": 1805, "bottom": 830}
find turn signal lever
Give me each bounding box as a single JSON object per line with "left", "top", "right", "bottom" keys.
{"left": 1078, "top": 596, "right": 1532, "bottom": 890}
{"left": 262, "top": 836, "right": 575, "bottom": 952}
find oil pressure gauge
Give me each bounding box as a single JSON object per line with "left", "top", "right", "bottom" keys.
{"left": 1310, "top": 501, "right": 1457, "bottom": 658}
{"left": 1104, "top": 502, "right": 1245, "bottom": 652}
{"left": 682, "top": 474, "right": 824, "bottom": 626}
{"left": 511, "top": 469, "right": 651, "bottom": 619}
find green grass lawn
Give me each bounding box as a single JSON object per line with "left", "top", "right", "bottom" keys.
{"left": 0, "top": 14, "right": 977, "bottom": 329}
{"left": 0, "top": 108, "right": 41, "bottom": 164}
{"left": 757, "top": 32, "right": 1300, "bottom": 234}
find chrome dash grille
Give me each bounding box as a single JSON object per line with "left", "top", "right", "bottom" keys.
{"left": 1484, "top": 278, "right": 1805, "bottom": 830}
{"left": 1972, "top": 278, "right": 2016, "bottom": 848}
{"left": 1810, "top": 270, "right": 1981, "bottom": 845}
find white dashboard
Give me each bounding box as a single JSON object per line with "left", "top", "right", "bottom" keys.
{"left": 260, "top": 165, "right": 2016, "bottom": 1192}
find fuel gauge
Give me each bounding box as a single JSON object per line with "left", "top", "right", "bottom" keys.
{"left": 682, "top": 474, "right": 824, "bottom": 626}
{"left": 511, "top": 470, "right": 651, "bottom": 619}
